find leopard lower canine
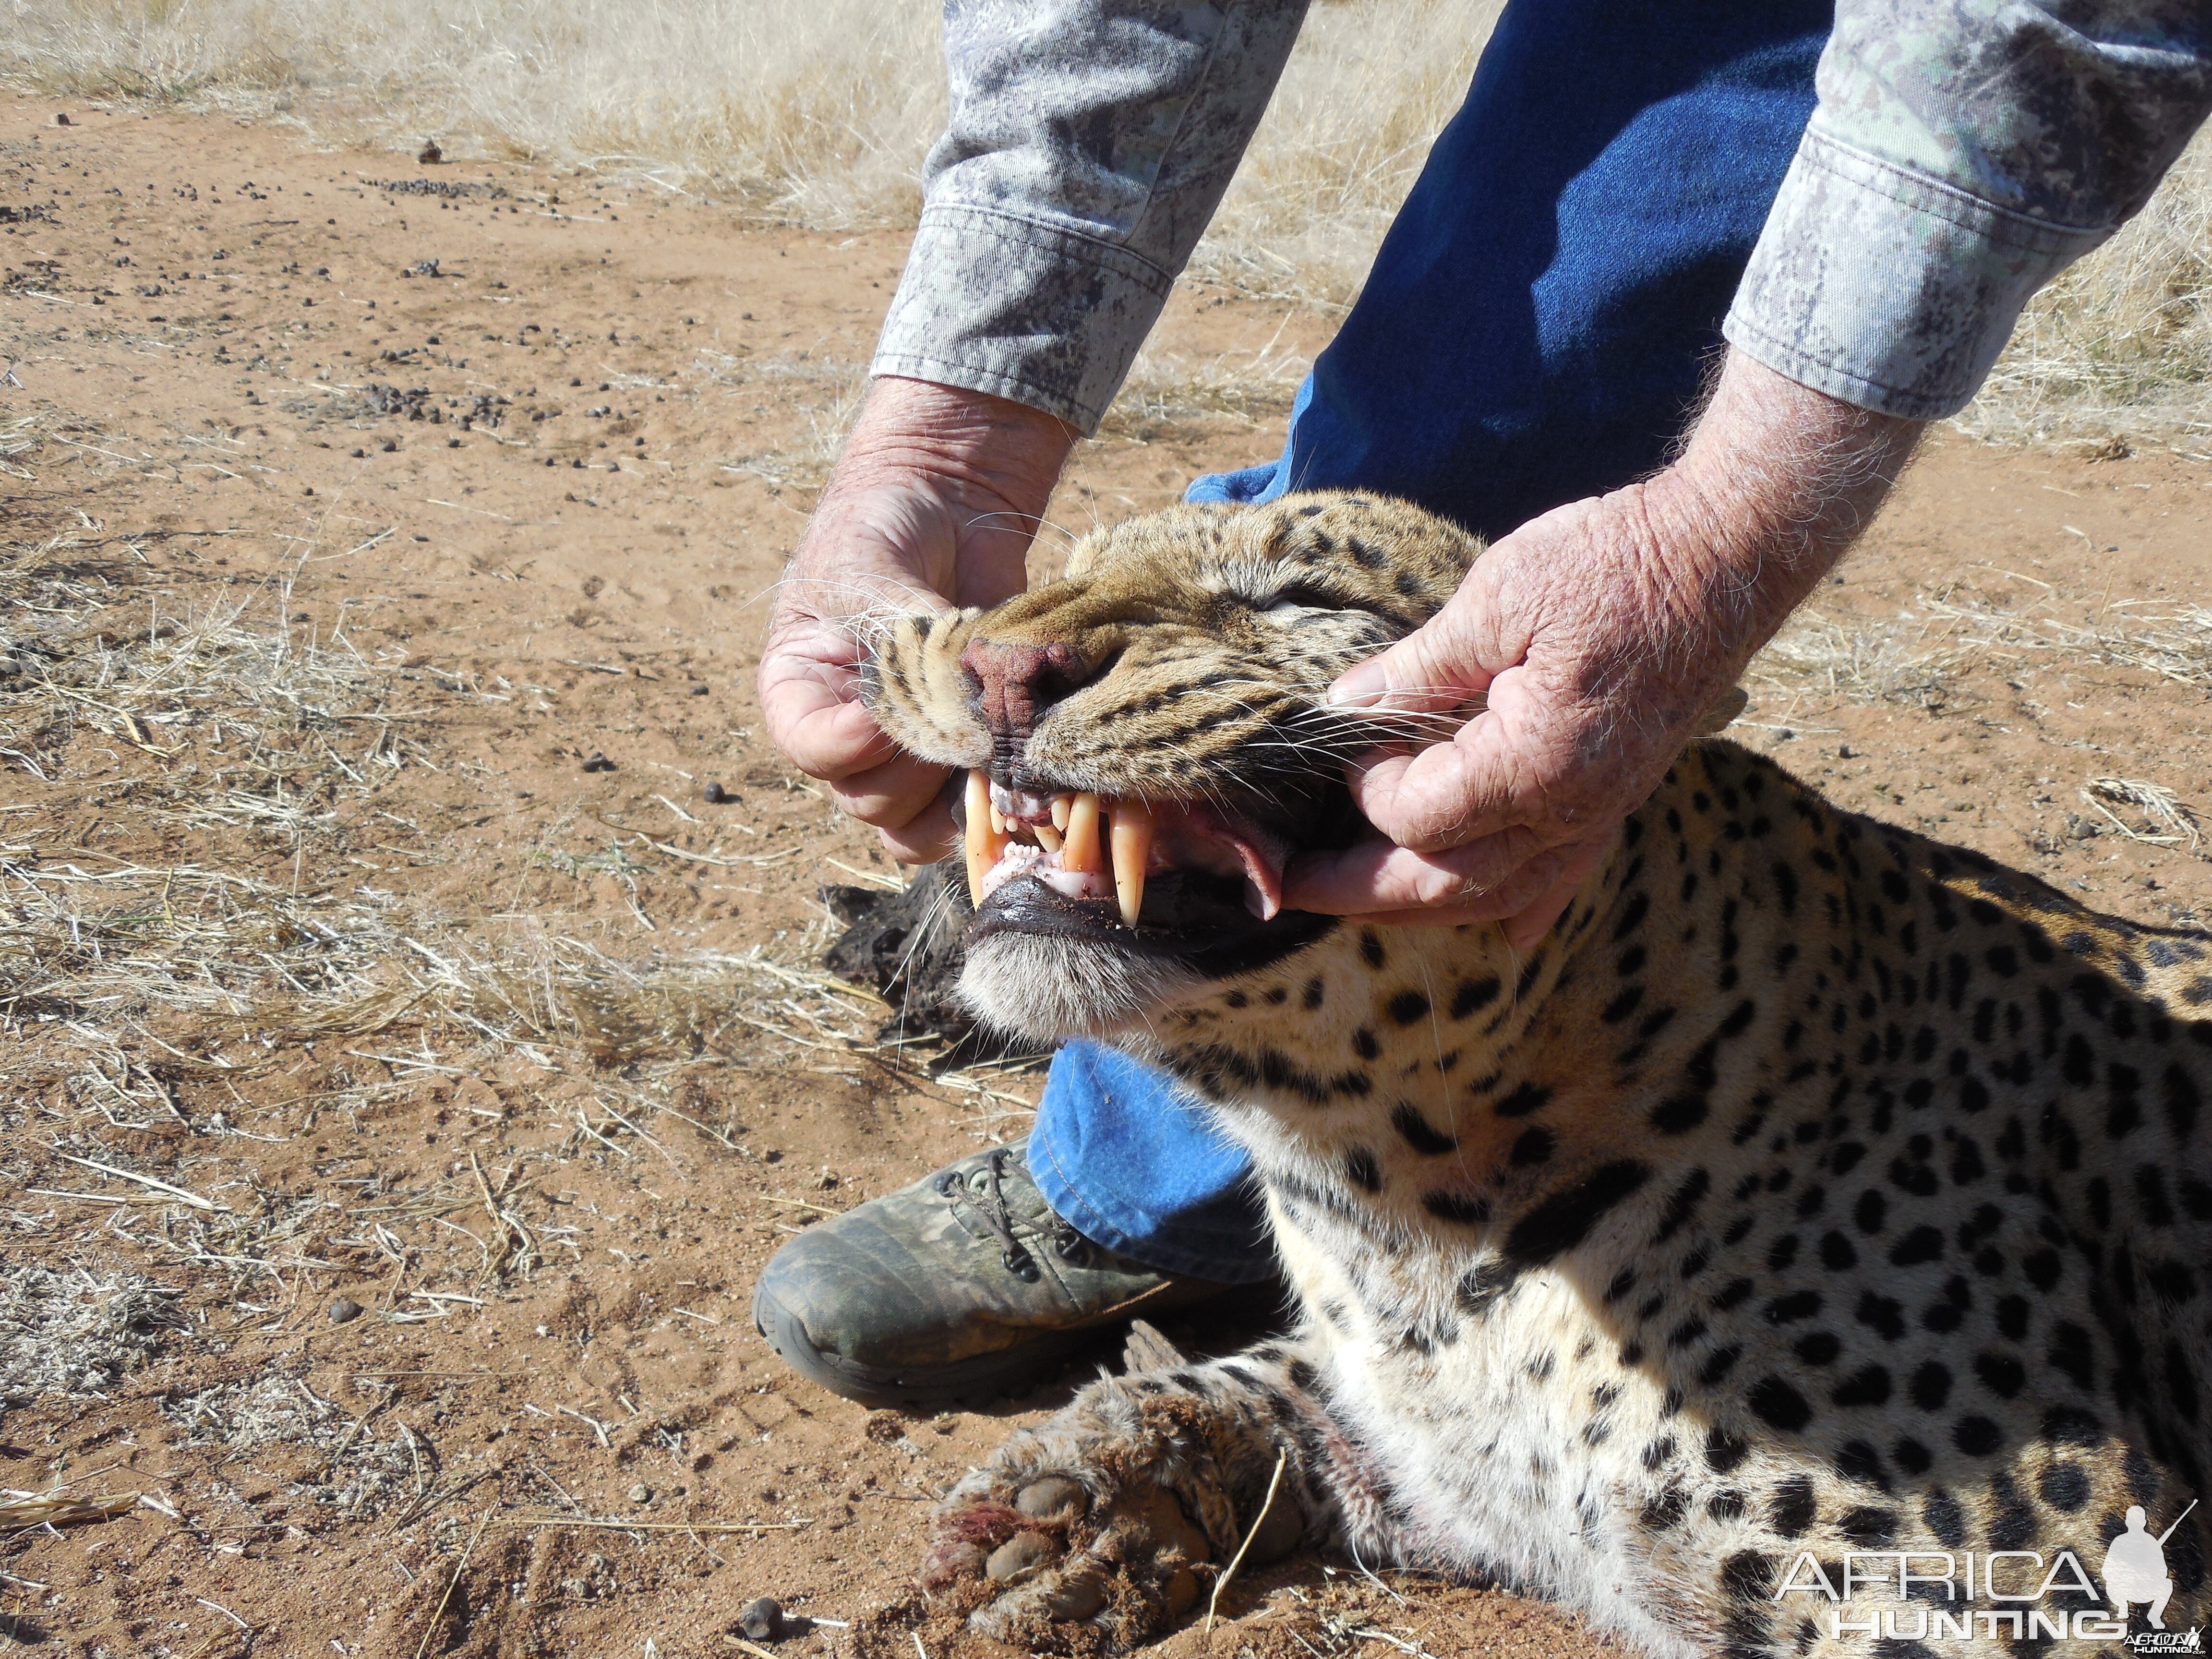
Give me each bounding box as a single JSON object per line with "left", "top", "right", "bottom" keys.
{"left": 860, "top": 493, "right": 2212, "bottom": 1657}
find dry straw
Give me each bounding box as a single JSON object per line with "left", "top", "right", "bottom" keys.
{"left": 0, "top": 1491, "right": 138, "bottom": 1528}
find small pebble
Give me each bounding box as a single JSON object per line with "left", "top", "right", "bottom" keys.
{"left": 627, "top": 1483, "right": 651, "bottom": 1504}
{"left": 702, "top": 781, "right": 728, "bottom": 805}
{"left": 582, "top": 752, "right": 615, "bottom": 774}
{"left": 326, "top": 1298, "right": 363, "bottom": 1325}
{"left": 738, "top": 1597, "right": 789, "bottom": 1641}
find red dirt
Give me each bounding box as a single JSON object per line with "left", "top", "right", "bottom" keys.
{"left": 0, "top": 95, "right": 2205, "bottom": 1659}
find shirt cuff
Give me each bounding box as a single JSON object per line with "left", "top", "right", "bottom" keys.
{"left": 871, "top": 203, "right": 1176, "bottom": 433}
{"left": 1723, "top": 127, "right": 2113, "bottom": 422}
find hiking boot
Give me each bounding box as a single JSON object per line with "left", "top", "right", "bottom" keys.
{"left": 751, "top": 1143, "right": 1235, "bottom": 1408}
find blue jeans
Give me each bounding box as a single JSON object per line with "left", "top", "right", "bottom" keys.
{"left": 1028, "top": 0, "right": 1832, "bottom": 1284}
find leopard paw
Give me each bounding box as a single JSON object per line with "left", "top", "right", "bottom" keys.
{"left": 921, "top": 1387, "right": 1301, "bottom": 1653}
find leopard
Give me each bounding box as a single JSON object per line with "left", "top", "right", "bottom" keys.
{"left": 859, "top": 490, "right": 2212, "bottom": 1658}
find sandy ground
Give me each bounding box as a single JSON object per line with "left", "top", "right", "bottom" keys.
{"left": 0, "top": 94, "right": 2207, "bottom": 1659}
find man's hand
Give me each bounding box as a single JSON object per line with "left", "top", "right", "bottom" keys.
{"left": 759, "top": 378, "right": 1073, "bottom": 862}
{"left": 1284, "top": 350, "right": 1923, "bottom": 948}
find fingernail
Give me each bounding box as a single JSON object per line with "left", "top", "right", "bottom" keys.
{"left": 1326, "top": 665, "right": 1385, "bottom": 709}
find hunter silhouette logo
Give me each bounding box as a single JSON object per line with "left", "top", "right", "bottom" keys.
{"left": 2104, "top": 1503, "right": 2191, "bottom": 1629}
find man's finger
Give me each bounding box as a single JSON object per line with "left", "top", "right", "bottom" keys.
{"left": 876, "top": 796, "right": 959, "bottom": 865}
{"left": 1325, "top": 568, "right": 1505, "bottom": 716}
{"left": 1282, "top": 830, "right": 1551, "bottom": 917}
{"left": 1317, "top": 852, "right": 1571, "bottom": 929}
{"left": 1343, "top": 695, "right": 1555, "bottom": 852}
{"left": 759, "top": 648, "right": 903, "bottom": 779}
{"left": 826, "top": 750, "right": 953, "bottom": 832}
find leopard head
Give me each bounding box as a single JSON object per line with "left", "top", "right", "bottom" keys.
{"left": 863, "top": 493, "right": 1478, "bottom": 1043}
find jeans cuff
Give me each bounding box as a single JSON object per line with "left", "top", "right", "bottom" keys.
{"left": 1026, "top": 1123, "right": 1277, "bottom": 1285}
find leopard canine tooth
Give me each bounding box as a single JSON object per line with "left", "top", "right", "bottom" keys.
{"left": 1050, "top": 795, "right": 1072, "bottom": 833}
{"left": 963, "top": 769, "right": 1006, "bottom": 905}
{"left": 1034, "top": 823, "right": 1063, "bottom": 853}
{"left": 1109, "top": 799, "right": 1154, "bottom": 926}
{"left": 1061, "top": 792, "right": 1104, "bottom": 873}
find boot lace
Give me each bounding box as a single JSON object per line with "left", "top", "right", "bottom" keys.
{"left": 940, "top": 1150, "right": 1092, "bottom": 1281}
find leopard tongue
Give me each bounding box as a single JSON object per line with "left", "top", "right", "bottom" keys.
{"left": 1195, "top": 813, "right": 1288, "bottom": 921}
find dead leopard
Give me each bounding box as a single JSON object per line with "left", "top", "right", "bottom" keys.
{"left": 863, "top": 491, "right": 2212, "bottom": 1657}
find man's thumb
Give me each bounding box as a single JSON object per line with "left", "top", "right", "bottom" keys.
{"left": 1325, "top": 605, "right": 1493, "bottom": 715}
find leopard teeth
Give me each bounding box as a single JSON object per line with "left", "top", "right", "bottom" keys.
{"left": 1061, "top": 793, "right": 1104, "bottom": 874}
{"left": 1050, "top": 795, "right": 1072, "bottom": 833}
{"left": 1109, "top": 798, "right": 1154, "bottom": 926}
{"left": 964, "top": 769, "right": 1006, "bottom": 906}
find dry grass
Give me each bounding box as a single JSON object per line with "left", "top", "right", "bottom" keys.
{"left": 0, "top": 1491, "right": 140, "bottom": 1527}
{"left": 1100, "top": 340, "right": 1314, "bottom": 440}
{"left": 1185, "top": 0, "right": 1503, "bottom": 311}
{"left": 1752, "top": 583, "right": 2212, "bottom": 709}
{"left": 0, "top": 417, "right": 918, "bottom": 1092}
{"left": 164, "top": 1373, "right": 431, "bottom": 1518}
{"left": 0, "top": 479, "right": 434, "bottom": 1030}
{"left": 2081, "top": 777, "right": 2201, "bottom": 850}
{"left": 2, "top": 0, "right": 945, "bottom": 225}
{"left": 1, "top": 0, "right": 1499, "bottom": 265}
{"left": 0, "top": 1264, "right": 182, "bottom": 1405}
{"left": 1749, "top": 578, "right": 2211, "bottom": 868}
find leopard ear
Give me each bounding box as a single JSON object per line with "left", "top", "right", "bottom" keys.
{"left": 1691, "top": 686, "right": 1749, "bottom": 736}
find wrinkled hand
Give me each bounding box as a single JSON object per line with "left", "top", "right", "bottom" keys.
{"left": 758, "top": 378, "right": 1073, "bottom": 862}
{"left": 1285, "top": 350, "right": 1921, "bottom": 948}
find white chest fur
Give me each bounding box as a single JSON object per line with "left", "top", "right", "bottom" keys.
{"left": 1267, "top": 1198, "right": 1703, "bottom": 1659}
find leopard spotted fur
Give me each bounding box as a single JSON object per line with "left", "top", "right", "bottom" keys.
{"left": 865, "top": 492, "right": 2212, "bottom": 1657}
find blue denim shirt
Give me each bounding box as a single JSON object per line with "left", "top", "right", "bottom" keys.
{"left": 872, "top": 0, "right": 2212, "bottom": 431}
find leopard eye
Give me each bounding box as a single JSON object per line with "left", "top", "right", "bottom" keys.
{"left": 1266, "top": 581, "right": 1342, "bottom": 613}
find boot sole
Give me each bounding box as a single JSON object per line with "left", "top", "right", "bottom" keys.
{"left": 751, "top": 1279, "right": 1087, "bottom": 1409}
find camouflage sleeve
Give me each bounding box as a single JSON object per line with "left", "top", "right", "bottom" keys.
{"left": 1726, "top": 0, "right": 2212, "bottom": 421}
{"left": 869, "top": 0, "right": 1310, "bottom": 433}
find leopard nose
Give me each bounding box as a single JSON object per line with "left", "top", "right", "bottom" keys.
{"left": 959, "top": 637, "right": 1089, "bottom": 742}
